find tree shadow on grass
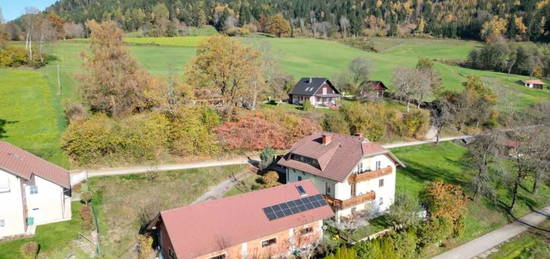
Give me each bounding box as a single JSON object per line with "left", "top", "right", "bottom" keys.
{"left": 0, "top": 119, "right": 17, "bottom": 139}
{"left": 398, "top": 159, "right": 467, "bottom": 187}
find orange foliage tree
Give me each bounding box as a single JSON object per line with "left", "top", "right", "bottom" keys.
{"left": 423, "top": 180, "right": 467, "bottom": 222}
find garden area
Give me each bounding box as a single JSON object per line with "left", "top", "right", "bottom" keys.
{"left": 87, "top": 164, "right": 246, "bottom": 258}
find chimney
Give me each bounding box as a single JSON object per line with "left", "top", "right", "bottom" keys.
{"left": 322, "top": 134, "right": 332, "bottom": 145}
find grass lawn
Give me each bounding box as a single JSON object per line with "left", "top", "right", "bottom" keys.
{"left": 0, "top": 202, "right": 85, "bottom": 259}
{"left": 88, "top": 165, "right": 246, "bottom": 258}
{"left": 123, "top": 36, "right": 209, "bottom": 47}
{"left": 488, "top": 220, "right": 550, "bottom": 259}
{"left": 391, "top": 141, "right": 550, "bottom": 255}
{"left": 0, "top": 69, "right": 68, "bottom": 166}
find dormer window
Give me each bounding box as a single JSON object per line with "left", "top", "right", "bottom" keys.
{"left": 296, "top": 185, "right": 307, "bottom": 196}
{"left": 290, "top": 154, "right": 320, "bottom": 169}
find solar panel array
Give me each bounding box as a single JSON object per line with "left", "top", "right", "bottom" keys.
{"left": 263, "top": 194, "right": 327, "bottom": 221}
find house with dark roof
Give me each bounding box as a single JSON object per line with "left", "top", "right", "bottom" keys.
{"left": 147, "top": 180, "right": 333, "bottom": 259}
{"left": 277, "top": 132, "right": 404, "bottom": 222}
{"left": 0, "top": 141, "right": 72, "bottom": 239}
{"left": 288, "top": 77, "right": 341, "bottom": 107}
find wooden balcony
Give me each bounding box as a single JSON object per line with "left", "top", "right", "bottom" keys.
{"left": 323, "top": 192, "right": 376, "bottom": 210}
{"left": 348, "top": 166, "right": 392, "bottom": 184}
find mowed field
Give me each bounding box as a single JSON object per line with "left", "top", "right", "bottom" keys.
{"left": 1, "top": 36, "right": 548, "bottom": 166}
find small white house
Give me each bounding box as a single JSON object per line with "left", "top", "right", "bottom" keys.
{"left": 0, "top": 141, "right": 71, "bottom": 239}
{"left": 288, "top": 78, "right": 341, "bottom": 107}
{"left": 278, "top": 132, "right": 404, "bottom": 222}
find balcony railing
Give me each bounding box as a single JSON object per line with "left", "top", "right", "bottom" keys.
{"left": 348, "top": 166, "right": 392, "bottom": 184}
{"left": 323, "top": 192, "right": 376, "bottom": 210}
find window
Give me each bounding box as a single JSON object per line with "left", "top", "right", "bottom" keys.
{"left": 30, "top": 185, "right": 38, "bottom": 194}
{"left": 296, "top": 185, "right": 307, "bottom": 196}
{"left": 262, "top": 238, "right": 276, "bottom": 247}
{"left": 0, "top": 174, "right": 9, "bottom": 193}
{"left": 297, "top": 176, "right": 302, "bottom": 181}
{"left": 376, "top": 161, "right": 381, "bottom": 170}
{"left": 357, "top": 162, "right": 363, "bottom": 173}
{"left": 325, "top": 182, "right": 331, "bottom": 195}
{"left": 379, "top": 179, "right": 384, "bottom": 187}
{"left": 379, "top": 197, "right": 383, "bottom": 206}
{"left": 323, "top": 87, "right": 327, "bottom": 95}
{"left": 0, "top": 219, "right": 5, "bottom": 227}
{"left": 209, "top": 254, "right": 226, "bottom": 259}
{"left": 300, "top": 227, "right": 313, "bottom": 235}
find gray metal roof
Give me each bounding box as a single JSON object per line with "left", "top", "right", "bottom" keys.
{"left": 289, "top": 77, "right": 341, "bottom": 96}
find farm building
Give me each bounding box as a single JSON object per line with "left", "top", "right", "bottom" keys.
{"left": 147, "top": 180, "right": 334, "bottom": 259}
{"left": 357, "top": 80, "right": 388, "bottom": 100}
{"left": 288, "top": 77, "right": 341, "bottom": 107}
{"left": 0, "top": 141, "right": 72, "bottom": 239}
{"left": 522, "top": 79, "right": 545, "bottom": 89}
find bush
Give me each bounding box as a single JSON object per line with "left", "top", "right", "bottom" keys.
{"left": 261, "top": 171, "right": 280, "bottom": 188}
{"left": 0, "top": 45, "right": 48, "bottom": 67}
{"left": 259, "top": 146, "right": 277, "bottom": 171}
{"left": 168, "top": 107, "right": 220, "bottom": 156}
{"left": 79, "top": 205, "right": 94, "bottom": 231}
{"left": 137, "top": 235, "right": 154, "bottom": 259}
{"left": 324, "top": 246, "right": 357, "bottom": 259}
{"left": 302, "top": 100, "right": 314, "bottom": 111}
{"left": 417, "top": 216, "right": 453, "bottom": 248}
{"left": 400, "top": 110, "right": 430, "bottom": 138}
{"left": 80, "top": 191, "right": 92, "bottom": 205}
{"left": 322, "top": 113, "right": 351, "bottom": 135}
{"left": 20, "top": 241, "right": 39, "bottom": 259}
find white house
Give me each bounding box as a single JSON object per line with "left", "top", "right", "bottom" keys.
{"left": 288, "top": 78, "right": 341, "bottom": 107}
{"left": 277, "top": 132, "right": 404, "bottom": 222}
{"left": 522, "top": 79, "right": 545, "bottom": 89}
{"left": 0, "top": 141, "right": 71, "bottom": 239}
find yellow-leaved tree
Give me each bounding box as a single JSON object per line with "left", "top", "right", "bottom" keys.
{"left": 480, "top": 16, "right": 508, "bottom": 42}
{"left": 186, "top": 35, "right": 264, "bottom": 120}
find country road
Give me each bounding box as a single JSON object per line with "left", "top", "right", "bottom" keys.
{"left": 76, "top": 134, "right": 470, "bottom": 180}
{"left": 433, "top": 206, "right": 550, "bottom": 259}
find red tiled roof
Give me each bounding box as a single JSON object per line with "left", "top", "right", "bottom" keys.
{"left": 277, "top": 132, "right": 404, "bottom": 182}
{"left": 0, "top": 141, "right": 70, "bottom": 188}
{"left": 156, "top": 180, "right": 333, "bottom": 259}
{"left": 523, "top": 80, "right": 545, "bottom": 85}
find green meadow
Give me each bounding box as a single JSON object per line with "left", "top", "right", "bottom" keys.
{"left": 1, "top": 36, "right": 548, "bottom": 167}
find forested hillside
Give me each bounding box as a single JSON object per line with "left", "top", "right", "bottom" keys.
{"left": 42, "top": 0, "right": 550, "bottom": 41}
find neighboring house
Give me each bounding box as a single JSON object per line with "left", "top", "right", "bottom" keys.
{"left": 0, "top": 141, "right": 71, "bottom": 239}
{"left": 358, "top": 80, "right": 387, "bottom": 99}
{"left": 288, "top": 77, "right": 341, "bottom": 107}
{"left": 147, "top": 180, "right": 333, "bottom": 259}
{"left": 522, "top": 79, "right": 545, "bottom": 89}
{"left": 277, "top": 132, "right": 405, "bottom": 222}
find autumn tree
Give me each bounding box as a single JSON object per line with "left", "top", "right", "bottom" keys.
{"left": 423, "top": 181, "right": 467, "bottom": 226}
{"left": 0, "top": 8, "right": 7, "bottom": 47}
{"left": 392, "top": 66, "right": 431, "bottom": 111}
{"left": 265, "top": 14, "right": 291, "bottom": 37}
{"left": 186, "top": 35, "right": 263, "bottom": 120}
{"left": 467, "top": 132, "right": 501, "bottom": 200}
{"left": 481, "top": 16, "right": 508, "bottom": 42}
{"left": 335, "top": 57, "right": 371, "bottom": 95}
{"left": 79, "top": 20, "right": 162, "bottom": 117}
{"left": 151, "top": 3, "right": 170, "bottom": 36}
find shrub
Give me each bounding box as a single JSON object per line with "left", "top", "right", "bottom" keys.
{"left": 324, "top": 246, "right": 357, "bottom": 259}
{"left": 80, "top": 191, "right": 92, "bottom": 205}
{"left": 386, "top": 192, "right": 423, "bottom": 227}
{"left": 167, "top": 107, "right": 220, "bottom": 156}
{"left": 302, "top": 100, "right": 314, "bottom": 111}
{"left": 20, "top": 241, "right": 39, "bottom": 259}
{"left": 423, "top": 181, "right": 467, "bottom": 223}
{"left": 322, "top": 113, "right": 351, "bottom": 135}
{"left": 417, "top": 216, "right": 453, "bottom": 248}
{"left": 261, "top": 171, "right": 280, "bottom": 188}
{"left": 0, "top": 45, "right": 48, "bottom": 67}
{"left": 80, "top": 205, "right": 94, "bottom": 231}
{"left": 392, "top": 227, "right": 418, "bottom": 259}
{"left": 401, "top": 110, "right": 430, "bottom": 138}
{"left": 259, "top": 146, "right": 277, "bottom": 170}
{"left": 137, "top": 235, "right": 154, "bottom": 259}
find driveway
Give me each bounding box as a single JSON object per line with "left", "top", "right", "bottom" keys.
{"left": 433, "top": 206, "right": 550, "bottom": 259}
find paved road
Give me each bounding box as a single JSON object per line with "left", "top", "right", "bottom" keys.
{"left": 85, "top": 157, "right": 257, "bottom": 178}
{"left": 76, "top": 136, "right": 468, "bottom": 180}
{"left": 433, "top": 206, "right": 550, "bottom": 259}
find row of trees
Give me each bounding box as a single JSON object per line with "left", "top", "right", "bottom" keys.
{"left": 38, "top": 0, "right": 550, "bottom": 41}
{"left": 467, "top": 37, "right": 550, "bottom": 78}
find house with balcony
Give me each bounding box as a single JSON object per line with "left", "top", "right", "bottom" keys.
{"left": 277, "top": 132, "right": 404, "bottom": 222}
{"left": 0, "top": 141, "right": 72, "bottom": 239}
{"left": 288, "top": 77, "right": 341, "bottom": 107}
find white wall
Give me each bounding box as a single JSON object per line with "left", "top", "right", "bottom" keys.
{"left": 287, "top": 168, "right": 337, "bottom": 197}
{"left": 0, "top": 169, "right": 26, "bottom": 238}
{"left": 26, "top": 176, "right": 71, "bottom": 225}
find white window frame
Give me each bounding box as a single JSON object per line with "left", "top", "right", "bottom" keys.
{"left": 0, "top": 175, "right": 9, "bottom": 193}
{"left": 0, "top": 219, "right": 5, "bottom": 227}
{"left": 30, "top": 185, "right": 38, "bottom": 194}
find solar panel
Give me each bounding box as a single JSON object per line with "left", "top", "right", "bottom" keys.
{"left": 262, "top": 194, "right": 328, "bottom": 221}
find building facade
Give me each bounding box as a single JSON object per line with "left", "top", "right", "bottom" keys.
{"left": 0, "top": 142, "right": 71, "bottom": 239}
{"left": 288, "top": 78, "right": 341, "bottom": 107}
{"left": 148, "top": 180, "right": 334, "bottom": 259}
{"left": 278, "top": 132, "right": 404, "bottom": 222}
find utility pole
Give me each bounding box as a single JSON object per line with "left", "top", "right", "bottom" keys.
{"left": 57, "top": 64, "right": 62, "bottom": 96}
